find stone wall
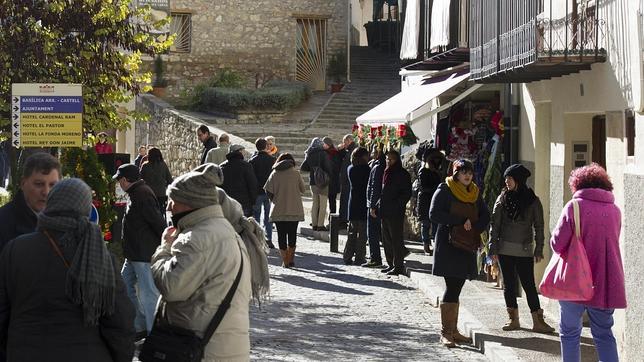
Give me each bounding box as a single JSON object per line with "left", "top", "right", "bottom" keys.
{"left": 135, "top": 94, "right": 256, "bottom": 177}
{"left": 623, "top": 172, "right": 644, "bottom": 362}
{"left": 160, "top": 0, "right": 348, "bottom": 96}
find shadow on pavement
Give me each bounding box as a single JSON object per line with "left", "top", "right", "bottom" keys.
{"left": 250, "top": 300, "right": 470, "bottom": 361}
{"left": 271, "top": 274, "right": 372, "bottom": 296}
{"left": 474, "top": 333, "right": 598, "bottom": 360}
{"left": 406, "top": 259, "right": 433, "bottom": 274}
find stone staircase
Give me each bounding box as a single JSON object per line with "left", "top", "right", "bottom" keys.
{"left": 215, "top": 46, "right": 402, "bottom": 194}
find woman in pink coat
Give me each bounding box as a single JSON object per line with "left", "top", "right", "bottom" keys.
{"left": 551, "top": 163, "right": 626, "bottom": 362}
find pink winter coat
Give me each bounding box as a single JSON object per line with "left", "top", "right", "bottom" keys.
{"left": 550, "top": 188, "right": 626, "bottom": 309}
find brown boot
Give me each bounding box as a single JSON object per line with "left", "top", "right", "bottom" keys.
{"left": 531, "top": 309, "right": 555, "bottom": 334}
{"left": 440, "top": 303, "right": 457, "bottom": 348}
{"left": 453, "top": 303, "right": 472, "bottom": 344}
{"left": 502, "top": 308, "right": 520, "bottom": 331}
{"left": 287, "top": 246, "right": 296, "bottom": 267}
{"left": 279, "top": 249, "right": 289, "bottom": 268}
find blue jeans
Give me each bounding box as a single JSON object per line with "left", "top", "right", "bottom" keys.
{"left": 367, "top": 211, "right": 382, "bottom": 262}
{"left": 420, "top": 220, "right": 431, "bottom": 244}
{"left": 253, "top": 193, "right": 272, "bottom": 242}
{"left": 559, "top": 301, "right": 618, "bottom": 362}
{"left": 121, "top": 260, "right": 160, "bottom": 333}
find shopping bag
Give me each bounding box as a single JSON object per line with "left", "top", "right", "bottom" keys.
{"left": 539, "top": 200, "right": 594, "bottom": 301}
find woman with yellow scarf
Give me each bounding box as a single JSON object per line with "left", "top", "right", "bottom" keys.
{"left": 429, "top": 159, "right": 490, "bottom": 348}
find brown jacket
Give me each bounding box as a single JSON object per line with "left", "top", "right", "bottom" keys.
{"left": 264, "top": 159, "right": 305, "bottom": 222}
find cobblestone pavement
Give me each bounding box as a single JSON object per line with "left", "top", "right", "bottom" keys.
{"left": 249, "top": 234, "right": 489, "bottom": 361}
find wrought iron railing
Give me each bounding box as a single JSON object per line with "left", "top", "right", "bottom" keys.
{"left": 470, "top": 0, "right": 606, "bottom": 81}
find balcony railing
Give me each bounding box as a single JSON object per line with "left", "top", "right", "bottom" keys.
{"left": 470, "top": 0, "right": 606, "bottom": 82}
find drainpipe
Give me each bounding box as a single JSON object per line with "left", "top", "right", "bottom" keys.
{"left": 347, "top": 0, "right": 352, "bottom": 83}
{"left": 503, "top": 83, "right": 520, "bottom": 166}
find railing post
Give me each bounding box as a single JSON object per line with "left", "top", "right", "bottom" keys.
{"left": 549, "top": 0, "right": 553, "bottom": 59}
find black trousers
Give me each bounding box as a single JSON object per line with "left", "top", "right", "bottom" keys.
{"left": 498, "top": 254, "right": 541, "bottom": 312}
{"left": 443, "top": 277, "right": 466, "bottom": 303}
{"left": 275, "top": 221, "right": 298, "bottom": 250}
{"left": 328, "top": 193, "right": 337, "bottom": 214}
{"left": 381, "top": 217, "right": 406, "bottom": 270}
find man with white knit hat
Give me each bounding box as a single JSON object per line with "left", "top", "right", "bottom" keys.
{"left": 150, "top": 163, "right": 252, "bottom": 361}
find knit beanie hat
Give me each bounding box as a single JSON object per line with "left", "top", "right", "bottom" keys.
{"left": 503, "top": 164, "right": 531, "bottom": 185}
{"left": 322, "top": 136, "right": 335, "bottom": 148}
{"left": 167, "top": 163, "right": 223, "bottom": 209}
{"left": 452, "top": 159, "right": 474, "bottom": 177}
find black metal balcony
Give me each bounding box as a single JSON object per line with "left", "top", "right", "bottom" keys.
{"left": 404, "top": 0, "right": 470, "bottom": 71}
{"left": 469, "top": 0, "right": 606, "bottom": 83}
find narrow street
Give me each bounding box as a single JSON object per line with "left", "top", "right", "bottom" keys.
{"left": 249, "top": 233, "right": 488, "bottom": 361}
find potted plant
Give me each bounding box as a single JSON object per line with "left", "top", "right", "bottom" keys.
{"left": 151, "top": 55, "right": 168, "bottom": 97}
{"left": 327, "top": 52, "right": 347, "bottom": 93}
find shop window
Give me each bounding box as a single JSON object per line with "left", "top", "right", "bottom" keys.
{"left": 170, "top": 13, "right": 191, "bottom": 53}
{"left": 626, "top": 110, "right": 635, "bottom": 157}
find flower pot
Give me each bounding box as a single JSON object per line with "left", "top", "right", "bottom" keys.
{"left": 151, "top": 86, "right": 166, "bottom": 98}
{"left": 330, "top": 83, "right": 344, "bottom": 93}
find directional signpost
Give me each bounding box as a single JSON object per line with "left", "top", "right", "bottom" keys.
{"left": 11, "top": 83, "right": 83, "bottom": 148}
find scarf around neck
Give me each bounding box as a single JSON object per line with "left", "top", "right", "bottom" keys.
{"left": 38, "top": 211, "right": 115, "bottom": 326}
{"left": 383, "top": 162, "right": 401, "bottom": 187}
{"left": 501, "top": 185, "right": 537, "bottom": 220}
{"left": 446, "top": 176, "right": 479, "bottom": 203}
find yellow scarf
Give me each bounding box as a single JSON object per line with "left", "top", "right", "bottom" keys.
{"left": 446, "top": 176, "right": 479, "bottom": 203}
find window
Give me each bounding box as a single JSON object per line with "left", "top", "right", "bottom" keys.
{"left": 170, "top": 13, "right": 191, "bottom": 53}
{"left": 626, "top": 110, "right": 636, "bottom": 157}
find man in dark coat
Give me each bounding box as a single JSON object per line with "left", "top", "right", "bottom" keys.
{"left": 249, "top": 138, "right": 276, "bottom": 247}
{"left": 0, "top": 178, "right": 135, "bottom": 362}
{"left": 114, "top": 164, "right": 165, "bottom": 338}
{"left": 362, "top": 146, "right": 385, "bottom": 267}
{"left": 0, "top": 152, "right": 61, "bottom": 252}
{"left": 377, "top": 150, "right": 412, "bottom": 275}
{"left": 197, "top": 124, "right": 217, "bottom": 165}
{"left": 338, "top": 134, "right": 356, "bottom": 225}
{"left": 343, "top": 147, "right": 370, "bottom": 265}
{"left": 220, "top": 144, "right": 258, "bottom": 217}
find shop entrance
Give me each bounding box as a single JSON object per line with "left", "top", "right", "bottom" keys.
{"left": 592, "top": 115, "right": 606, "bottom": 168}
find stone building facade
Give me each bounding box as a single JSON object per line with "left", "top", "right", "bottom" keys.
{"left": 160, "top": 0, "right": 349, "bottom": 96}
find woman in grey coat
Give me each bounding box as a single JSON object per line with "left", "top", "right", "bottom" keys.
{"left": 488, "top": 164, "right": 554, "bottom": 334}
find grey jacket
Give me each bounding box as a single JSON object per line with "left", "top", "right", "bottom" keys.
{"left": 488, "top": 194, "right": 545, "bottom": 258}
{"left": 151, "top": 204, "right": 251, "bottom": 361}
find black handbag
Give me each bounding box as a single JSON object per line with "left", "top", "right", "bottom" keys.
{"left": 139, "top": 252, "right": 244, "bottom": 362}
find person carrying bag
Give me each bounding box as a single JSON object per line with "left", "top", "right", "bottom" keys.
{"left": 140, "top": 253, "right": 243, "bottom": 362}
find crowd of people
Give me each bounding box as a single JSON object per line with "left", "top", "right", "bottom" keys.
{"left": 0, "top": 122, "right": 627, "bottom": 361}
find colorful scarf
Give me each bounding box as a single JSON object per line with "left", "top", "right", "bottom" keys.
{"left": 446, "top": 176, "right": 479, "bottom": 203}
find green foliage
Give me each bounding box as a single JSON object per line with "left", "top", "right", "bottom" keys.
{"left": 60, "top": 148, "right": 117, "bottom": 227}
{"left": 176, "top": 68, "right": 245, "bottom": 110}
{"left": 201, "top": 81, "right": 311, "bottom": 112}
{"left": 152, "top": 55, "right": 168, "bottom": 88}
{"left": 0, "top": 187, "right": 9, "bottom": 207}
{"left": 0, "top": 1, "right": 172, "bottom": 135}
{"left": 327, "top": 52, "right": 347, "bottom": 83}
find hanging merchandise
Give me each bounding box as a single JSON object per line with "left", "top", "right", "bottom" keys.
{"left": 353, "top": 122, "right": 418, "bottom": 151}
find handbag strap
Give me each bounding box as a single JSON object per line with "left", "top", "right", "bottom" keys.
{"left": 201, "top": 242, "right": 244, "bottom": 345}
{"left": 43, "top": 230, "right": 70, "bottom": 269}
{"left": 572, "top": 200, "right": 581, "bottom": 239}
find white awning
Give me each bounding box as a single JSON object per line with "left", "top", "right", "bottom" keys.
{"left": 356, "top": 72, "right": 470, "bottom": 125}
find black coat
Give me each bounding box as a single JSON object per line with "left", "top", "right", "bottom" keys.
{"left": 378, "top": 165, "right": 412, "bottom": 219}
{"left": 220, "top": 153, "right": 258, "bottom": 211}
{"left": 140, "top": 161, "right": 173, "bottom": 198}
{"left": 0, "top": 191, "right": 37, "bottom": 253}
{"left": 326, "top": 150, "right": 342, "bottom": 195}
{"left": 0, "top": 231, "right": 135, "bottom": 362}
{"left": 339, "top": 143, "right": 356, "bottom": 193}
{"left": 366, "top": 157, "right": 385, "bottom": 209}
{"left": 429, "top": 183, "right": 490, "bottom": 280}
{"left": 249, "top": 151, "right": 276, "bottom": 195}
{"left": 200, "top": 136, "right": 217, "bottom": 165}
{"left": 122, "top": 180, "right": 166, "bottom": 262}
{"left": 416, "top": 167, "right": 442, "bottom": 221}
{"left": 301, "top": 148, "right": 332, "bottom": 187}
{"left": 347, "top": 164, "right": 370, "bottom": 221}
